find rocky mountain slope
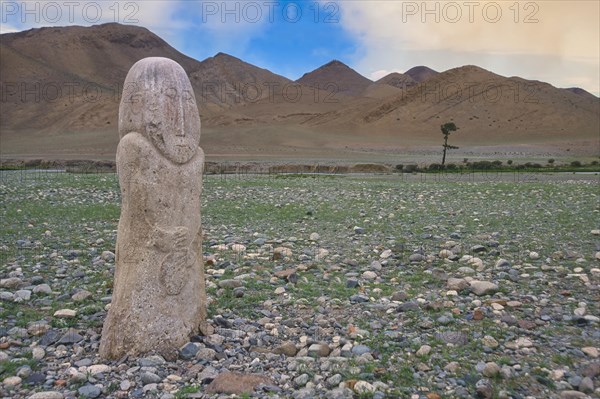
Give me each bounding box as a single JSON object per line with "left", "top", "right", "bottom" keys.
{"left": 1, "top": 23, "right": 598, "bottom": 160}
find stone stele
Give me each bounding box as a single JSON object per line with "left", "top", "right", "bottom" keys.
{"left": 99, "top": 57, "right": 206, "bottom": 360}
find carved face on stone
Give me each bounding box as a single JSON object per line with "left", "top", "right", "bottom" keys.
{"left": 119, "top": 57, "right": 201, "bottom": 164}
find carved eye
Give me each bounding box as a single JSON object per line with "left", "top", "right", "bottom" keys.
{"left": 182, "top": 90, "right": 196, "bottom": 105}
{"left": 128, "top": 94, "right": 141, "bottom": 104}
{"left": 165, "top": 87, "right": 177, "bottom": 99}
{"left": 122, "top": 82, "right": 140, "bottom": 99}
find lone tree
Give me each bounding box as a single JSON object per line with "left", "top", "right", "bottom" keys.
{"left": 440, "top": 122, "right": 459, "bottom": 166}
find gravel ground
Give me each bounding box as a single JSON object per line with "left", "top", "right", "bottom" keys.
{"left": 1, "top": 171, "right": 599, "bottom": 399}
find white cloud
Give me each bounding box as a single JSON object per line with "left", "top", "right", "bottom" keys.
{"left": 370, "top": 69, "right": 401, "bottom": 80}
{"left": 333, "top": 0, "right": 600, "bottom": 94}
{"left": 0, "top": 23, "right": 19, "bottom": 34}
{"left": 0, "top": 1, "right": 186, "bottom": 35}
{"left": 0, "top": 1, "right": 271, "bottom": 59}
{"left": 186, "top": 1, "right": 272, "bottom": 55}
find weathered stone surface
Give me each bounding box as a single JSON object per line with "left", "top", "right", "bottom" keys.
{"left": 470, "top": 280, "right": 498, "bottom": 296}
{"left": 273, "top": 341, "right": 298, "bottom": 357}
{"left": 582, "top": 347, "right": 599, "bottom": 358}
{"left": 32, "top": 284, "right": 52, "bottom": 295}
{"left": 274, "top": 268, "right": 297, "bottom": 279}
{"left": 31, "top": 347, "right": 45, "bottom": 360}
{"left": 78, "top": 384, "right": 101, "bottom": 398}
{"left": 482, "top": 362, "right": 501, "bottom": 377}
{"left": 28, "top": 392, "right": 64, "bottom": 399}
{"left": 198, "top": 321, "right": 214, "bottom": 336}
{"left": 579, "top": 377, "right": 594, "bottom": 393}
{"left": 58, "top": 328, "right": 83, "bottom": 344}
{"left": 416, "top": 345, "right": 432, "bottom": 356}
{"left": 87, "top": 364, "right": 111, "bottom": 375}
{"left": 99, "top": 57, "right": 206, "bottom": 360}
{"left": 559, "top": 391, "right": 589, "bottom": 399}
{"left": 353, "top": 380, "right": 375, "bottom": 394}
{"left": 4, "top": 376, "right": 22, "bottom": 386}
{"left": 53, "top": 309, "right": 76, "bottom": 318}
{"left": 72, "top": 290, "right": 92, "bottom": 301}
{"left": 308, "top": 343, "right": 331, "bottom": 357}
{"left": 205, "top": 372, "right": 274, "bottom": 395}
{"left": 446, "top": 278, "right": 469, "bottom": 291}
{"left": 218, "top": 279, "right": 242, "bottom": 289}
{"left": 0, "top": 277, "right": 22, "bottom": 289}
{"left": 179, "top": 342, "right": 199, "bottom": 360}
{"left": 273, "top": 247, "right": 293, "bottom": 260}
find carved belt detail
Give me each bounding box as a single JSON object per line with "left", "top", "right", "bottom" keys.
{"left": 160, "top": 249, "right": 194, "bottom": 296}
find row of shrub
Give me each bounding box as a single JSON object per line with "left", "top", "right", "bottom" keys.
{"left": 396, "top": 160, "right": 599, "bottom": 172}
{"left": 2, "top": 158, "right": 597, "bottom": 175}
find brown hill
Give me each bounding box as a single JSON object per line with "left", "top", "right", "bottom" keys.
{"left": 0, "top": 22, "right": 200, "bottom": 86}
{"left": 204, "top": 65, "right": 599, "bottom": 157}
{"left": 361, "top": 83, "right": 403, "bottom": 99}
{"left": 1, "top": 24, "right": 598, "bottom": 161}
{"left": 376, "top": 72, "right": 416, "bottom": 88}
{"left": 296, "top": 60, "right": 373, "bottom": 95}
{"left": 0, "top": 24, "right": 356, "bottom": 159}
{"left": 190, "top": 52, "right": 292, "bottom": 113}
{"left": 315, "top": 65, "right": 599, "bottom": 146}
{"left": 565, "top": 87, "right": 598, "bottom": 100}
{"left": 0, "top": 23, "right": 294, "bottom": 134}
{"left": 0, "top": 23, "right": 205, "bottom": 138}
{"left": 361, "top": 71, "right": 417, "bottom": 100}
{"left": 405, "top": 66, "right": 439, "bottom": 83}
{"left": 196, "top": 54, "right": 353, "bottom": 128}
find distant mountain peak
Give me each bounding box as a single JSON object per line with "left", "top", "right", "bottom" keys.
{"left": 2, "top": 22, "right": 598, "bottom": 159}
{"left": 404, "top": 66, "right": 439, "bottom": 82}
{"left": 214, "top": 51, "right": 235, "bottom": 59}
{"left": 385, "top": 72, "right": 405, "bottom": 77}
{"left": 323, "top": 59, "right": 346, "bottom": 68}
{"left": 405, "top": 65, "right": 437, "bottom": 72}
{"left": 565, "top": 87, "right": 599, "bottom": 99}
{"left": 376, "top": 72, "right": 416, "bottom": 88}
{"left": 96, "top": 22, "right": 137, "bottom": 29}
{"left": 296, "top": 60, "right": 372, "bottom": 95}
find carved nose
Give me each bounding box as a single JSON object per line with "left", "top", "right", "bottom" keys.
{"left": 175, "top": 98, "right": 185, "bottom": 137}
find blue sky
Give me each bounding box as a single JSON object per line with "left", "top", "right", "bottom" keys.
{"left": 1, "top": 1, "right": 599, "bottom": 95}
{"left": 167, "top": 0, "right": 363, "bottom": 80}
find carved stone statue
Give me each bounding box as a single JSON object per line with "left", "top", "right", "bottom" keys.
{"left": 99, "top": 57, "right": 206, "bottom": 360}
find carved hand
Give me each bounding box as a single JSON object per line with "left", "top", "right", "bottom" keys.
{"left": 148, "top": 226, "right": 190, "bottom": 252}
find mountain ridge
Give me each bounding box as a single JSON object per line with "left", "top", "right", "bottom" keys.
{"left": 1, "top": 23, "right": 598, "bottom": 160}
{"left": 404, "top": 66, "right": 439, "bottom": 83}
{"left": 296, "top": 59, "right": 374, "bottom": 95}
